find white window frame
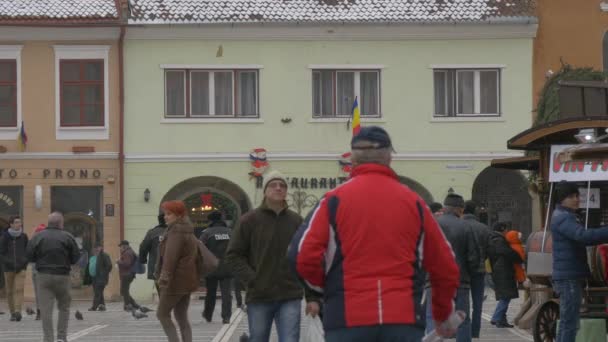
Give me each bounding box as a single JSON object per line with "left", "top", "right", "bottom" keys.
{"left": 161, "top": 65, "right": 260, "bottom": 119}
{"left": 0, "top": 45, "right": 22, "bottom": 140}
{"left": 312, "top": 69, "right": 381, "bottom": 118}
{"left": 432, "top": 66, "right": 502, "bottom": 118}
{"left": 54, "top": 45, "right": 110, "bottom": 140}
{"left": 165, "top": 70, "right": 187, "bottom": 117}
{"left": 433, "top": 70, "right": 449, "bottom": 117}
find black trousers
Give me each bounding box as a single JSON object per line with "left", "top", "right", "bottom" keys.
{"left": 92, "top": 281, "right": 106, "bottom": 308}
{"left": 120, "top": 274, "right": 138, "bottom": 308}
{"left": 204, "top": 277, "right": 232, "bottom": 321}
{"left": 234, "top": 279, "right": 243, "bottom": 307}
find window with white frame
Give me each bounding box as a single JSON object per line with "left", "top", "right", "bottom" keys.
{"left": 0, "top": 60, "right": 17, "bottom": 127}
{"left": 54, "top": 45, "right": 109, "bottom": 140}
{"left": 164, "top": 69, "right": 259, "bottom": 118}
{"left": 433, "top": 69, "right": 500, "bottom": 117}
{"left": 312, "top": 69, "right": 380, "bottom": 117}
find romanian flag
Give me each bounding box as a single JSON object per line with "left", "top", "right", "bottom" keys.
{"left": 18, "top": 121, "right": 27, "bottom": 151}
{"left": 351, "top": 96, "right": 361, "bottom": 136}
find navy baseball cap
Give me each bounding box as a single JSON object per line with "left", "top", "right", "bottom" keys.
{"left": 351, "top": 126, "right": 394, "bottom": 151}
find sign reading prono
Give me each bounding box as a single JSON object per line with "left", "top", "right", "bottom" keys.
{"left": 550, "top": 145, "right": 608, "bottom": 182}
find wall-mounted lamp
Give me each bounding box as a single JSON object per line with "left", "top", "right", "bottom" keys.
{"left": 34, "top": 185, "right": 42, "bottom": 209}
{"left": 144, "top": 188, "right": 151, "bottom": 202}
{"left": 575, "top": 128, "right": 596, "bottom": 144}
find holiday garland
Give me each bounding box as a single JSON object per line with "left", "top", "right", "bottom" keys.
{"left": 534, "top": 64, "right": 607, "bottom": 127}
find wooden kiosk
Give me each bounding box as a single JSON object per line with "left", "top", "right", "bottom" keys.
{"left": 492, "top": 81, "right": 608, "bottom": 342}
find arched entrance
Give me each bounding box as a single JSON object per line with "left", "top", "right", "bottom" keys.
{"left": 398, "top": 176, "right": 434, "bottom": 204}
{"left": 161, "top": 176, "right": 251, "bottom": 236}
{"left": 472, "top": 167, "right": 532, "bottom": 239}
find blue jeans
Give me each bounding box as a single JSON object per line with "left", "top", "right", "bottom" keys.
{"left": 247, "top": 299, "right": 301, "bottom": 342}
{"left": 326, "top": 324, "right": 424, "bottom": 342}
{"left": 470, "top": 273, "right": 485, "bottom": 338}
{"left": 554, "top": 280, "right": 582, "bottom": 342}
{"left": 425, "top": 287, "right": 472, "bottom": 342}
{"left": 491, "top": 299, "right": 511, "bottom": 323}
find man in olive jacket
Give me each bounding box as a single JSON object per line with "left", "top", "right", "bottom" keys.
{"left": 226, "top": 170, "right": 320, "bottom": 342}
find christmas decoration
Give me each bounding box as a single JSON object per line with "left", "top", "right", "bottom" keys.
{"left": 249, "top": 148, "right": 269, "bottom": 178}
{"left": 339, "top": 152, "right": 352, "bottom": 174}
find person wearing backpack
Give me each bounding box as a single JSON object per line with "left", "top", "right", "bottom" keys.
{"left": 155, "top": 200, "right": 200, "bottom": 342}
{"left": 200, "top": 211, "right": 233, "bottom": 324}
{"left": 116, "top": 240, "right": 140, "bottom": 311}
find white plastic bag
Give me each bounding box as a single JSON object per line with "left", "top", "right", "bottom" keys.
{"left": 303, "top": 314, "right": 325, "bottom": 342}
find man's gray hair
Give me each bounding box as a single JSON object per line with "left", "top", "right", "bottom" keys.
{"left": 48, "top": 211, "right": 64, "bottom": 228}
{"left": 351, "top": 141, "right": 392, "bottom": 166}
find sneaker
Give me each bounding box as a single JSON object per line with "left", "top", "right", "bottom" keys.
{"left": 14, "top": 312, "right": 21, "bottom": 322}
{"left": 98, "top": 305, "right": 106, "bottom": 312}
{"left": 222, "top": 318, "right": 230, "bottom": 324}
{"left": 202, "top": 311, "right": 212, "bottom": 323}
{"left": 496, "top": 321, "right": 514, "bottom": 328}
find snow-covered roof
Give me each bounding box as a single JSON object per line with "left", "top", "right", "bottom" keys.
{"left": 128, "top": 0, "right": 536, "bottom": 25}
{"left": 0, "top": 0, "right": 120, "bottom": 23}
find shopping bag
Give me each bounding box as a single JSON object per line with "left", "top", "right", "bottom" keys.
{"left": 303, "top": 314, "right": 325, "bottom": 342}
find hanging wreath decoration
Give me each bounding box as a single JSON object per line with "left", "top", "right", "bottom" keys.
{"left": 339, "top": 152, "right": 352, "bottom": 174}
{"left": 249, "top": 148, "right": 269, "bottom": 178}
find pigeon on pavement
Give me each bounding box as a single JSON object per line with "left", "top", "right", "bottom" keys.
{"left": 132, "top": 310, "right": 148, "bottom": 320}
{"left": 75, "top": 310, "right": 83, "bottom": 320}
{"left": 139, "top": 306, "right": 153, "bottom": 313}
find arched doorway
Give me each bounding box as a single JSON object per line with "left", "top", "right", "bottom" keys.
{"left": 64, "top": 213, "right": 97, "bottom": 289}
{"left": 161, "top": 176, "right": 252, "bottom": 237}
{"left": 398, "top": 176, "right": 434, "bottom": 204}
{"left": 472, "top": 167, "right": 532, "bottom": 239}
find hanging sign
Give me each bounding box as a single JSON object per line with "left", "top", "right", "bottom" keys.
{"left": 550, "top": 144, "right": 608, "bottom": 182}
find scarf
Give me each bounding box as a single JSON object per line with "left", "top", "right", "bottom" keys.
{"left": 7, "top": 228, "right": 22, "bottom": 238}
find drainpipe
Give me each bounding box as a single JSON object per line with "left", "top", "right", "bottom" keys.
{"left": 119, "top": 25, "right": 125, "bottom": 241}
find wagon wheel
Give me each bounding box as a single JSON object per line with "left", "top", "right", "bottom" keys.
{"left": 533, "top": 301, "right": 559, "bottom": 342}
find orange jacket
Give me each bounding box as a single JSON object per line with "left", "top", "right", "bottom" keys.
{"left": 505, "top": 230, "right": 526, "bottom": 282}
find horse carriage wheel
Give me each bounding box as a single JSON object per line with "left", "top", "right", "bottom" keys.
{"left": 533, "top": 301, "right": 559, "bottom": 342}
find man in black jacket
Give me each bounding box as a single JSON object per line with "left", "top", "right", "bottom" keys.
{"left": 462, "top": 201, "right": 490, "bottom": 338}
{"left": 0, "top": 215, "right": 28, "bottom": 322}
{"left": 200, "top": 211, "right": 233, "bottom": 324}
{"left": 85, "top": 245, "right": 112, "bottom": 311}
{"left": 139, "top": 214, "right": 167, "bottom": 293}
{"left": 426, "top": 194, "right": 479, "bottom": 342}
{"left": 26, "top": 212, "right": 80, "bottom": 342}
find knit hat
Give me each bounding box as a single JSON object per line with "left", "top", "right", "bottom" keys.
{"left": 554, "top": 181, "right": 580, "bottom": 204}
{"left": 444, "top": 194, "right": 465, "bottom": 208}
{"left": 262, "top": 170, "right": 288, "bottom": 192}
{"left": 161, "top": 200, "right": 187, "bottom": 217}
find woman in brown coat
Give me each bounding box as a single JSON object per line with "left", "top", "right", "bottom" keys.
{"left": 155, "top": 200, "right": 199, "bottom": 342}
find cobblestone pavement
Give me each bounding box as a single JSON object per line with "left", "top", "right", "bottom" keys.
{"left": 0, "top": 289, "right": 534, "bottom": 342}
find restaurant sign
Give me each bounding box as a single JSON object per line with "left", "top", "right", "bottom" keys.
{"left": 550, "top": 144, "right": 608, "bottom": 182}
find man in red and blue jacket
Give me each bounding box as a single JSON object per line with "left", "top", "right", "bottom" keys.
{"left": 288, "top": 126, "right": 460, "bottom": 342}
